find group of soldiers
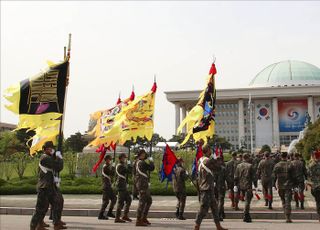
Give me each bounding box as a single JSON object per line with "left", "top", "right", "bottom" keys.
{"left": 30, "top": 141, "right": 320, "bottom": 230}
{"left": 98, "top": 149, "right": 155, "bottom": 227}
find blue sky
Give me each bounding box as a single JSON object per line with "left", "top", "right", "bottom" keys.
{"left": 1, "top": 1, "right": 320, "bottom": 139}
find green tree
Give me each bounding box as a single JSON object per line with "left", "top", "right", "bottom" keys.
{"left": 259, "top": 144, "right": 271, "bottom": 154}
{"left": 12, "top": 152, "right": 29, "bottom": 180}
{"left": 65, "top": 132, "right": 88, "bottom": 153}
{"left": 64, "top": 151, "right": 77, "bottom": 179}
{"left": 296, "top": 118, "right": 320, "bottom": 160}
{"left": 0, "top": 131, "right": 23, "bottom": 158}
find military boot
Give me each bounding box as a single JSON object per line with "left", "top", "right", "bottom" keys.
{"left": 40, "top": 221, "right": 49, "bottom": 228}
{"left": 142, "top": 217, "right": 151, "bottom": 225}
{"left": 114, "top": 217, "right": 126, "bottom": 223}
{"left": 264, "top": 199, "right": 268, "bottom": 206}
{"left": 53, "top": 223, "right": 67, "bottom": 230}
{"left": 243, "top": 214, "right": 252, "bottom": 223}
{"left": 98, "top": 212, "right": 108, "bottom": 220}
{"left": 175, "top": 207, "right": 179, "bottom": 218}
{"left": 135, "top": 219, "right": 148, "bottom": 226}
{"left": 177, "top": 212, "right": 186, "bottom": 220}
{"left": 122, "top": 215, "right": 132, "bottom": 222}
{"left": 194, "top": 224, "right": 200, "bottom": 230}
{"left": 268, "top": 201, "right": 273, "bottom": 210}
{"left": 300, "top": 201, "right": 304, "bottom": 210}
{"left": 214, "top": 221, "right": 228, "bottom": 230}
{"left": 285, "top": 215, "right": 292, "bottom": 223}
{"left": 295, "top": 201, "right": 299, "bottom": 208}
{"left": 234, "top": 203, "right": 240, "bottom": 211}
{"left": 107, "top": 210, "right": 115, "bottom": 218}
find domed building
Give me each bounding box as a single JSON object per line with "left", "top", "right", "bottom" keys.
{"left": 165, "top": 60, "right": 320, "bottom": 151}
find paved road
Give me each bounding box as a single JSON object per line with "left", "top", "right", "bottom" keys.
{"left": 0, "top": 189, "right": 317, "bottom": 211}
{"left": 0, "top": 215, "right": 319, "bottom": 230}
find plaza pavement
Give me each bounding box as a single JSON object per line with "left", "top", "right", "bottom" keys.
{"left": 0, "top": 215, "right": 319, "bottom": 230}
{"left": 0, "top": 185, "right": 319, "bottom": 220}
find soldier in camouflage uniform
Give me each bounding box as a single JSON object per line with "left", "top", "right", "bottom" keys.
{"left": 172, "top": 157, "right": 187, "bottom": 220}
{"left": 225, "top": 152, "right": 240, "bottom": 210}
{"left": 257, "top": 152, "right": 275, "bottom": 209}
{"left": 132, "top": 154, "right": 139, "bottom": 200}
{"left": 273, "top": 152, "right": 295, "bottom": 223}
{"left": 194, "top": 145, "right": 227, "bottom": 230}
{"left": 214, "top": 156, "right": 227, "bottom": 221}
{"left": 98, "top": 155, "right": 116, "bottom": 220}
{"left": 30, "top": 141, "right": 64, "bottom": 230}
{"left": 291, "top": 153, "right": 308, "bottom": 209}
{"left": 135, "top": 149, "right": 155, "bottom": 227}
{"left": 234, "top": 153, "right": 255, "bottom": 223}
{"left": 115, "top": 153, "right": 132, "bottom": 223}
{"left": 307, "top": 151, "right": 320, "bottom": 222}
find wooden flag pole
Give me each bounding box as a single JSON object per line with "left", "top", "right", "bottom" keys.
{"left": 57, "top": 33, "right": 72, "bottom": 152}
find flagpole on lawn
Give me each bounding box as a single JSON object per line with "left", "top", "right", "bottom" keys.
{"left": 249, "top": 93, "right": 253, "bottom": 155}
{"left": 57, "top": 33, "right": 72, "bottom": 152}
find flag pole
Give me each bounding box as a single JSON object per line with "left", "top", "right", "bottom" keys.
{"left": 57, "top": 33, "right": 72, "bottom": 152}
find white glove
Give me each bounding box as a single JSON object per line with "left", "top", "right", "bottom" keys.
{"left": 185, "top": 171, "right": 189, "bottom": 176}
{"left": 112, "top": 162, "right": 116, "bottom": 167}
{"left": 127, "top": 160, "right": 131, "bottom": 165}
{"left": 233, "top": 185, "right": 238, "bottom": 193}
{"left": 55, "top": 151, "right": 63, "bottom": 159}
{"left": 148, "top": 157, "right": 154, "bottom": 162}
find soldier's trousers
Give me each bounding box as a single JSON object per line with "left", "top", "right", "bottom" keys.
{"left": 116, "top": 190, "right": 132, "bottom": 218}
{"left": 218, "top": 190, "right": 225, "bottom": 216}
{"left": 311, "top": 188, "right": 320, "bottom": 216}
{"left": 195, "top": 190, "right": 220, "bottom": 225}
{"left": 278, "top": 189, "right": 292, "bottom": 216}
{"left": 175, "top": 192, "right": 186, "bottom": 213}
{"left": 30, "top": 188, "right": 59, "bottom": 229}
{"left": 48, "top": 187, "right": 64, "bottom": 222}
{"left": 261, "top": 180, "right": 273, "bottom": 203}
{"left": 241, "top": 190, "right": 253, "bottom": 215}
{"left": 132, "top": 178, "right": 138, "bottom": 198}
{"left": 100, "top": 188, "right": 116, "bottom": 213}
{"left": 137, "top": 189, "right": 152, "bottom": 219}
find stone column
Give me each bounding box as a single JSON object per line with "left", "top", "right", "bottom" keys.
{"left": 175, "top": 104, "right": 181, "bottom": 134}
{"left": 238, "top": 99, "right": 245, "bottom": 148}
{"left": 181, "top": 106, "right": 187, "bottom": 133}
{"left": 307, "top": 96, "right": 314, "bottom": 123}
{"left": 272, "top": 98, "right": 280, "bottom": 148}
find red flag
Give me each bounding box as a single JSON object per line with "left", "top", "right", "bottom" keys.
{"left": 209, "top": 63, "right": 217, "bottom": 75}
{"left": 160, "top": 144, "right": 178, "bottom": 182}
{"left": 92, "top": 144, "right": 107, "bottom": 173}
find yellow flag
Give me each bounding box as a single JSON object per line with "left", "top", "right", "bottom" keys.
{"left": 98, "top": 83, "right": 157, "bottom": 146}
{"left": 3, "top": 60, "right": 68, "bottom": 155}
{"left": 178, "top": 63, "right": 217, "bottom": 146}
{"left": 87, "top": 91, "right": 135, "bottom": 147}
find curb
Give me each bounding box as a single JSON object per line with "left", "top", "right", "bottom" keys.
{"left": 1, "top": 207, "right": 319, "bottom": 220}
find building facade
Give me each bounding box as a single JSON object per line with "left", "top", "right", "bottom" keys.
{"left": 165, "top": 60, "right": 320, "bottom": 151}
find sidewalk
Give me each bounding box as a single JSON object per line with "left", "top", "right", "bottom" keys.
{"left": 1, "top": 190, "right": 318, "bottom": 220}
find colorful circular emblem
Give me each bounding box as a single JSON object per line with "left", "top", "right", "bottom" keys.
{"left": 259, "top": 108, "right": 268, "bottom": 117}
{"left": 287, "top": 109, "right": 299, "bottom": 120}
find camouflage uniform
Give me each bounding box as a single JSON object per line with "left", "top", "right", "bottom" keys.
{"left": 225, "top": 157, "right": 240, "bottom": 208}
{"left": 291, "top": 159, "right": 307, "bottom": 209}
{"left": 307, "top": 160, "right": 320, "bottom": 218}
{"left": 172, "top": 164, "right": 187, "bottom": 219}
{"left": 234, "top": 160, "right": 255, "bottom": 222}
{"left": 195, "top": 157, "right": 220, "bottom": 225}
{"left": 214, "top": 163, "right": 227, "bottom": 220}
{"left": 132, "top": 159, "right": 138, "bottom": 199}
{"left": 30, "top": 153, "right": 63, "bottom": 230}
{"left": 115, "top": 162, "right": 132, "bottom": 219}
{"left": 99, "top": 162, "right": 116, "bottom": 219}
{"left": 135, "top": 159, "right": 155, "bottom": 221}
{"left": 257, "top": 158, "right": 275, "bottom": 207}
{"left": 273, "top": 159, "right": 295, "bottom": 221}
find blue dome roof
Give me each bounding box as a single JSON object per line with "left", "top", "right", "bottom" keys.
{"left": 249, "top": 60, "right": 320, "bottom": 87}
